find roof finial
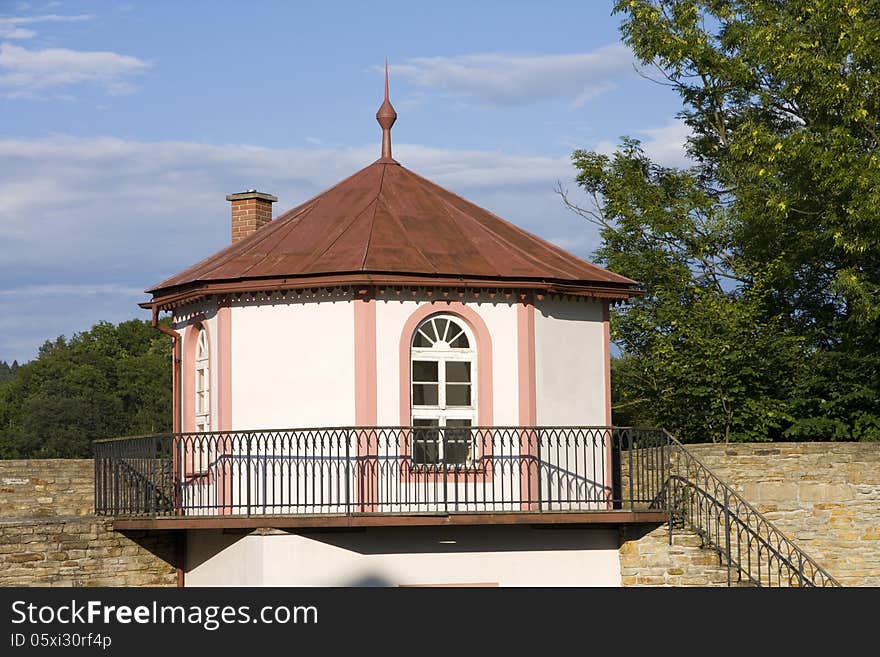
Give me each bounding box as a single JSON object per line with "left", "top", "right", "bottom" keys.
{"left": 376, "top": 58, "right": 397, "bottom": 162}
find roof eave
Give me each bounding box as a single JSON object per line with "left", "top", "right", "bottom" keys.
{"left": 145, "top": 273, "right": 643, "bottom": 311}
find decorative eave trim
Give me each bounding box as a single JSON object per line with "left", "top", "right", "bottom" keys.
{"left": 142, "top": 274, "right": 643, "bottom": 312}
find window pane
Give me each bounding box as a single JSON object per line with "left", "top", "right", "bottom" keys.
{"left": 449, "top": 332, "right": 469, "bottom": 348}
{"left": 413, "top": 439, "right": 439, "bottom": 465}
{"left": 446, "top": 361, "right": 471, "bottom": 383}
{"left": 413, "top": 332, "right": 432, "bottom": 347}
{"left": 412, "top": 421, "right": 440, "bottom": 465}
{"left": 446, "top": 384, "right": 471, "bottom": 406}
{"left": 444, "top": 439, "right": 470, "bottom": 465}
{"left": 421, "top": 321, "right": 437, "bottom": 342}
{"left": 434, "top": 318, "right": 449, "bottom": 342}
{"left": 412, "top": 360, "right": 438, "bottom": 382}
{"left": 413, "top": 383, "right": 438, "bottom": 406}
{"left": 444, "top": 421, "right": 472, "bottom": 465}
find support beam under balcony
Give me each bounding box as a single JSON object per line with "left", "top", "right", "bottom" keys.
{"left": 112, "top": 510, "right": 669, "bottom": 531}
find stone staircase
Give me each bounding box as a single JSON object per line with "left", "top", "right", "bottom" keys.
{"left": 619, "top": 524, "right": 753, "bottom": 587}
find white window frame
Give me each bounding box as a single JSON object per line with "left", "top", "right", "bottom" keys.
{"left": 193, "top": 328, "right": 210, "bottom": 473}
{"left": 410, "top": 314, "right": 477, "bottom": 466}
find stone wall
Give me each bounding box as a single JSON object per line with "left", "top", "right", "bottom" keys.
{"left": 619, "top": 525, "right": 746, "bottom": 587}
{"left": 0, "top": 459, "right": 93, "bottom": 518}
{"left": 0, "top": 460, "right": 177, "bottom": 587}
{"left": 686, "top": 442, "right": 880, "bottom": 587}
{"left": 620, "top": 442, "right": 879, "bottom": 587}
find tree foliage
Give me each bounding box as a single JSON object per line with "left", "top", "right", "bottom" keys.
{"left": 0, "top": 361, "right": 20, "bottom": 386}
{"left": 566, "top": 0, "right": 880, "bottom": 442}
{"left": 0, "top": 319, "right": 172, "bottom": 458}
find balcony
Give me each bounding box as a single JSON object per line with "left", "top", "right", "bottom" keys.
{"left": 94, "top": 426, "right": 672, "bottom": 530}
{"left": 93, "top": 426, "right": 843, "bottom": 586}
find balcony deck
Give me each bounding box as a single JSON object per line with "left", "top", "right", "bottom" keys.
{"left": 95, "top": 426, "right": 672, "bottom": 531}
{"left": 112, "top": 510, "right": 668, "bottom": 531}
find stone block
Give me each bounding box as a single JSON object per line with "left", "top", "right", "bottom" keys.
{"left": 739, "top": 481, "right": 761, "bottom": 504}
{"left": 6, "top": 553, "right": 44, "bottom": 563}
{"left": 798, "top": 483, "right": 828, "bottom": 502}
{"left": 824, "top": 484, "right": 854, "bottom": 501}
{"left": 760, "top": 482, "right": 798, "bottom": 502}
{"left": 680, "top": 576, "right": 710, "bottom": 586}
{"left": 672, "top": 534, "right": 703, "bottom": 548}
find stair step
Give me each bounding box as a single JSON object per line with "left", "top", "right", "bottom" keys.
{"left": 671, "top": 534, "right": 705, "bottom": 548}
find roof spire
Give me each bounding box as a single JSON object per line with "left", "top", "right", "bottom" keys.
{"left": 376, "top": 58, "right": 397, "bottom": 162}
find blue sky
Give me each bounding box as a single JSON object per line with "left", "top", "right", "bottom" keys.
{"left": 0, "top": 1, "right": 688, "bottom": 363}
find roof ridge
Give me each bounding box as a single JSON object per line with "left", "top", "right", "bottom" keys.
{"left": 296, "top": 164, "right": 386, "bottom": 273}
{"left": 400, "top": 166, "right": 586, "bottom": 280}
{"left": 269, "top": 160, "right": 383, "bottom": 225}
{"left": 399, "top": 164, "right": 636, "bottom": 285}
{"left": 374, "top": 169, "right": 438, "bottom": 274}
{"left": 148, "top": 162, "right": 390, "bottom": 291}
{"left": 359, "top": 163, "right": 387, "bottom": 271}
{"left": 234, "top": 202, "right": 319, "bottom": 279}
{"left": 420, "top": 178, "right": 504, "bottom": 277}
{"left": 145, "top": 201, "right": 317, "bottom": 292}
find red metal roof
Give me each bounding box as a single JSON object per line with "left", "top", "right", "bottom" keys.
{"left": 146, "top": 159, "right": 639, "bottom": 306}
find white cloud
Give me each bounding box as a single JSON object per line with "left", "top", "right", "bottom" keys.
{"left": 594, "top": 120, "right": 693, "bottom": 167}
{"left": 0, "top": 283, "right": 144, "bottom": 298}
{"left": 0, "top": 26, "right": 35, "bottom": 39}
{"left": 390, "top": 45, "right": 634, "bottom": 107}
{"left": 0, "top": 135, "right": 598, "bottom": 362}
{"left": 0, "top": 41, "right": 150, "bottom": 97}
{"left": 0, "top": 13, "right": 93, "bottom": 39}
{"left": 0, "top": 285, "right": 153, "bottom": 362}
{"left": 636, "top": 121, "right": 693, "bottom": 166}
{"left": 399, "top": 144, "right": 571, "bottom": 188}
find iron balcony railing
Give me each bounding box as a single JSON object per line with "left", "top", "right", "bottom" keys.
{"left": 93, "top": 425, "right": 840, "bottom": 587}
{"left": 94, "top": 426, "right": 668, "bottom": 517}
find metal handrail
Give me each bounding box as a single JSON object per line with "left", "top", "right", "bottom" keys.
{"left": 113, "top": 457, "right": 174, "bottom": 512}
{"left": 662, "top": 429, "right": 840, "bottom": 587}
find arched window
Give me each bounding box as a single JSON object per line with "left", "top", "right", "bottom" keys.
{"left": 194, "top": 328, "right": 210, "bottom": 433}
{"left": 410, "top": 314, "right": 476, "bottom": 466}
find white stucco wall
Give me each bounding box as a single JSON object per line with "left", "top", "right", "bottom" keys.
{"left": 185, "top": 526, "right": 622, "bottom": 587}
{"left": 173, "top": 292, "right": 608, "bottom": 432}
{"left": 533, "top": 298, "right": 606, "bottom": 426}
{"left": 230, "top": 295, "right": 356, "bottom": 429}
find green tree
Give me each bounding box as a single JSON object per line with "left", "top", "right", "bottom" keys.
{"left": 0, "top": 361, "right": 19, "bottom": 385}
{"left": 566, "top": 0, "right": 880, "bottom": 442}
{"left": 0, "top": 319, "right": 172, "bottom": 458}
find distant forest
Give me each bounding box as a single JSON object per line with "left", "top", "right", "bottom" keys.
{"left": 0, "top": 320, "right": 172, "bottom": 458}
{"left": 0, "top": 360, "right": 20, "bottom": 385}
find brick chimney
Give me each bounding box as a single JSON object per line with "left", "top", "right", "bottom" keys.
{"left": 226, "top": 189, "right": 278, "bottom": 243}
